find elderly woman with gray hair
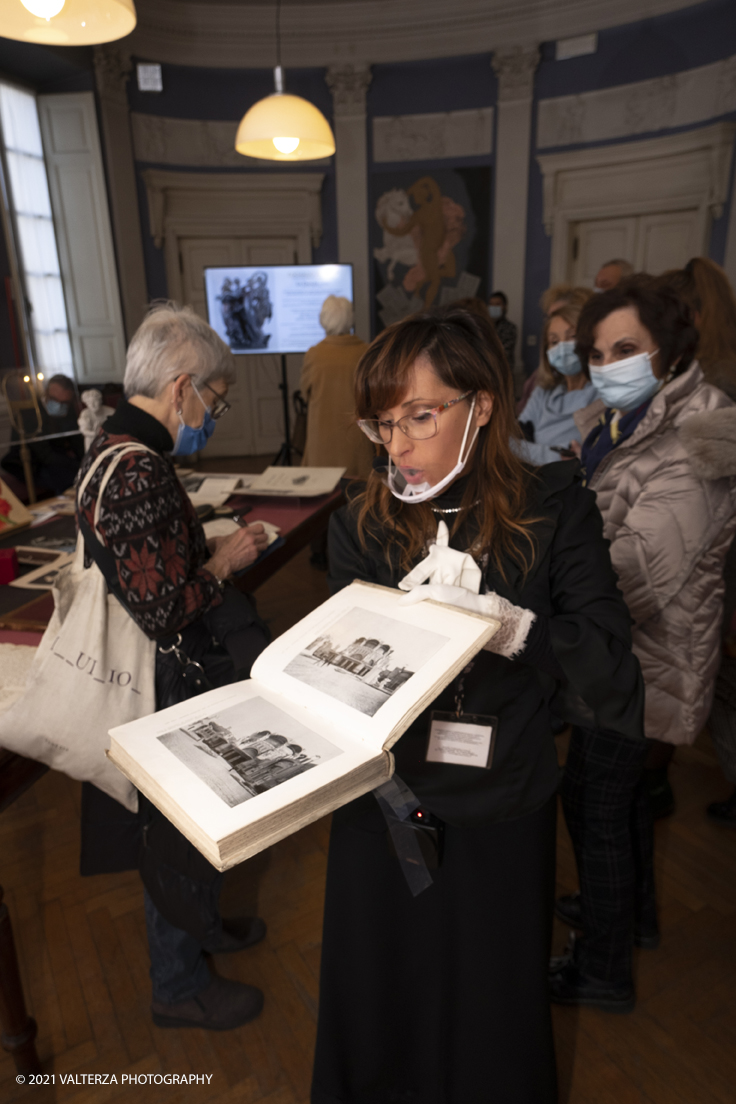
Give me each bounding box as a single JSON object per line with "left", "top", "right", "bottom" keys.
{"left": 300, "top": 295, "right": 373, "bottom": 478}
{"left": 76, "top": 303, "right": 270, "bottom": 1033}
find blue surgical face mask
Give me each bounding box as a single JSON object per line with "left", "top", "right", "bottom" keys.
{"left": 589, "top": 349, "right": 661, "bottom": 412}
{"left": 46, "top": 399, "right": 69, "bottom": 417}
{"left": 547, "top": 340, "right": 582, "bottom": 377}
{"left": 170, "top": 383, "right": 217, "bottom": 456}
{"left": 488, "top": 305, "right": 503, "bottom": 320}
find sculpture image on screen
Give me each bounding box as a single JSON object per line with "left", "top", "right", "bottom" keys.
{"left": 217, "top": 272, "right": 273, "bottom": 351}
{"left": 204, "top": 263, "right": 354, "bottom": 356}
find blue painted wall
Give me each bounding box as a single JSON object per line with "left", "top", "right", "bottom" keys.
{"left": 0, "top": 0, "right": 735, "bottom": 373}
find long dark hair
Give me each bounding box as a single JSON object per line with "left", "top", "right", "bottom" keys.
{"left": 659, "top": 257, "right": 736, "bottom": 371}
{"left": 353, "top": 307, "right": 537, "bottom": 577}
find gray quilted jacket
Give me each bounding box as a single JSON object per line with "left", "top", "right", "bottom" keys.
{"left": 574, "top": 362, "right": 736, "bottom": 745}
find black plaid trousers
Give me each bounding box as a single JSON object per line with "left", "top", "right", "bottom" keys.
{"left": 559, "top": 725, "right": 655, "bottom": 987}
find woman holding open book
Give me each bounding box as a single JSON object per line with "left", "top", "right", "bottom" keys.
{"left": 311, "top": 307, "right": 645, "bottom": 1104}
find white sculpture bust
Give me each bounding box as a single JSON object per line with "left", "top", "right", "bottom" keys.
{"left": 78, "top": 389, "right": 114, "bottom": 452}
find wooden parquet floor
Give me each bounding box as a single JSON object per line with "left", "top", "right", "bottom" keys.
{"left": 1, "top": 545, "right": 735, "bottom": 1104}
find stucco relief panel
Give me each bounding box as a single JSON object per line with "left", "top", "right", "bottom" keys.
{"left": 130, "top": 114, "right": 314, "bottom": 169}
{"left": 372, "top": 109, "right": 493, "bottom": 163}
{"left": 537, "top": 53, "right": 736, "bottom": 149}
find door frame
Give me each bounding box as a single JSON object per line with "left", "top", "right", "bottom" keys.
{"left": 142, "top": 170, "right": 326, "bottom": 304}
{"left": 536, "top": 122, "right": 736, "bottom": 284}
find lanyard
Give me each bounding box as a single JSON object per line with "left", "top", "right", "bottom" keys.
{"left": 453, "top": 659, "right": 476, "bottom": 718}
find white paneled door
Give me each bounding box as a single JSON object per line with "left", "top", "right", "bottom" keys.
{"left": 179, "top": 236, "right": 301, "bottom": 457}
{"left": 569, "top": 209, "right": 701, "bottom": 285}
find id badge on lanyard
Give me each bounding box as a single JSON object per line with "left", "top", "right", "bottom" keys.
{"left": 426, "top": 660, "right": 498, "bottom": 770}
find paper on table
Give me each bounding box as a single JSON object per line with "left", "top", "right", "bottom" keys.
{"left": 186, "top": 477, "right": 240, "bottom": 507}
{"left": 203, "top": 518, "right": 280, "bottom": 546}
{"left": 243, "top": 467, "right": 345, "bottom": 497}
{"left": 9, "top": 551, "right": 73, "bottom": 589}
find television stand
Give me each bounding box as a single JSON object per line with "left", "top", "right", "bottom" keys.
{"left": 273, "top": 353, "right": 294, "bottom": 467}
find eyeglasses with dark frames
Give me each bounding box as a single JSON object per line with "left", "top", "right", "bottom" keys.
{"left": 358, "top": 391, "right": 474, "bottom": 445}
{"left": 193, "top": 380, "right": 231, "bottom": 420}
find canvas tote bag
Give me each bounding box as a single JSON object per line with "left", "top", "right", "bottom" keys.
{"left": 0, "top": 443, "right": 157, "bottom": 810}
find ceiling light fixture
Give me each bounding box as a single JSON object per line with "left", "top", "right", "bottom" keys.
{"left": 235, "top": 0, "right": 335, "bottom": 162}
{"left": 1, "top": 0, "right": 135, "bottom": 45}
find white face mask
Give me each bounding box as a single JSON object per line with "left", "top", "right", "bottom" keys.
{"left": 488, "top": 305, "right": 503, "bottom": 320}
{"left": 387, "top": 397, "right": 479, "bottom": 505}
{"left": 589, "top": 349, "right": 661, "bottom": 412}
{"left": 547, "top": 340, "right": 582, "bottom": 376}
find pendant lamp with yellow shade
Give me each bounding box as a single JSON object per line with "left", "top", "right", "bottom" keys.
{"left": 235, "top": 1, "right": 335, "bottom": 163}
{"left": 0, "top": 0, "right": 136, "bottom": 45}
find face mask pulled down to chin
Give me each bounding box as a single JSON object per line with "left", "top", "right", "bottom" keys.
{"left": 386, "top": 398, "right": 479, "bottom": 505}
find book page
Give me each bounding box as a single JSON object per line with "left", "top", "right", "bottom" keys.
{"left": 181, "top": 475, "right": 241, "bottom": 507}
{"left": 251, "top": 581, "right": 497, "bottom": 753}
{"left": 244, "top": 467, "right": 345, "bottom": 497}
{"left": 109, "top": 680, "right": 379, "bottom": 848}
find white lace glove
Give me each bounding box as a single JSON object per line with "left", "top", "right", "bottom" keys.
{"left": 397, "top": 583, "right": 536, "bottom": 659}
{"left": 398, "top": 520, "right": 482, "bottom": 594}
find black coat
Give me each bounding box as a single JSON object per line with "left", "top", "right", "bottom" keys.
{"left": 327, "top": 461, "right": 645, "bottom": 826}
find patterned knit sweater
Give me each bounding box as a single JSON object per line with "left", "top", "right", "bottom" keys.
{"left": 76, "top": 400, "right": 222, "bottom": 640}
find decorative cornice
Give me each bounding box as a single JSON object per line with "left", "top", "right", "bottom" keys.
{"left": 326, "top": 64, "right": 372, "bottom": 117}
{"left": 126, "top": 0, "right": 696, "bottom": 69}
{"left": 492, "top": 45, "right": 540, "bottom": 103}
{"left": 93, "top": 44, "right": 132, "bottom": 106}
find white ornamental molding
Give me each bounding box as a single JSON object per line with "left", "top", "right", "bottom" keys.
{"left": 326, "top": 64, "right": 373, "bottom": 117}
{"left": 373, "top": 108, "right": 494, "bottom": 163}
{"left": 492, "top": 45, "right": 540, "bottom": 103}
{"left": 536, "top": 122, "right": 736, "bottom": 236}
{"left": 537, "top": 53, "right": 736, "bottom": 149}
{"left": 130, "top": 113, "right": 333, "bottom": 169}
{"left": 142, "top": 170, "right": 325, "bottom": 251}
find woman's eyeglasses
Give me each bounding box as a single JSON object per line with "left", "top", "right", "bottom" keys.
{"left": 194, "top": 380, "right": 231, "bottom": 420}
{"left": 358, "top": 391, "right": 474, "bottom": 445}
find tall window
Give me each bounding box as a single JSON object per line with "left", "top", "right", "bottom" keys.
{"left": 0, "top": 81, "right": 74, "bottom": 378}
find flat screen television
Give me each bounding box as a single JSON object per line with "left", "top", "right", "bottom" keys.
{"left": 203, "top": 263, "right": 354, "bottom": 356}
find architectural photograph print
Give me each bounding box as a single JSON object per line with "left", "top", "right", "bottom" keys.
{"left": 158, "top": 695, "right": 343, "bottom": 809}
{"left": 283, "top": 607, "right": 449, "bottom": 717}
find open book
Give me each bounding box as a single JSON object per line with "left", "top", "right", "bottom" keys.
{"left": 108, "top": 582, "right": 498, "bottom": 870}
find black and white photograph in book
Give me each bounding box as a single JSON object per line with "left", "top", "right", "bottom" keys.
{"left": 283, "top": 608, "right": 449, "bottom": 717}
{"left": 158, "top": 696, "right": 343, "bottom": 809}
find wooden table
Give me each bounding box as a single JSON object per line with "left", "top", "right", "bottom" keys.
{"left": 229, "top": 488, "right": 344, "bottom": 592}
{"left": 0, "top": 487, "right": 345, "bottom": 630}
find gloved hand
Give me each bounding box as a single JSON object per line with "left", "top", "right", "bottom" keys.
{"left": 398, "top": 520, "right": 482, "bottom": 594}
{"left": 398, "top": 583, "right": 536, "bottom": 659}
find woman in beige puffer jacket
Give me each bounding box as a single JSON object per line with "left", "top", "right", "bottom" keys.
{"left": 550, "top": 277, "right": 736, "bottom": 1014}
{"left": 574, "top": 366, "right": 736, "bottom": 747}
